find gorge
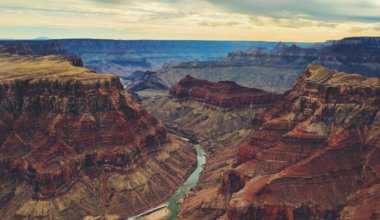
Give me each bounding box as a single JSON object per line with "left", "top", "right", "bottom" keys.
{"left": 0, "top": 37, "right": 379, "bottom": 220}
{"left": 0, "top": 55, "right": 196, "bottom": 219}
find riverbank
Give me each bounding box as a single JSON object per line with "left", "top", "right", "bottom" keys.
{"left": 129, "top": 138, "right": 206, "bottom": 220}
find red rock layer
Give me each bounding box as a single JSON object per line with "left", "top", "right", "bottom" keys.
{"left": 0, "top": 55, "right": 166, "bottom": 198}
{"left": 169, "top": 75, "right": 280, "bottom": 110}
{"left": 220, "top": 65, "right": 380, "bottom": 219}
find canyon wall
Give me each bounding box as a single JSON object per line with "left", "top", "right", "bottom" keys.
{"left": 136, "top": 37, "right": 380, "bottom": 94}
{"left": 178, "top": 64, "right": 380, "bottom": 219}
{"left": 140, "top": 76, "right": 280, "bottom": 150}
{"left": 0, "top": 55, "right": 196, "bottom": 219}
{"left": 138, "top": 76, "right": 281, "bottom": 219}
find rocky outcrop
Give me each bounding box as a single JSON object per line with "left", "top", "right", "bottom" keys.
{"left": 140, "top": 76, "right": 280, "bottom": 151}
{"left": 0, "top": 55, "right": 196, "bottom": 219}
{"left": 169, "top": 75, "right": 280, "bottom": 110}
{"left": 314, "top": 37, "right": 380, "bottom": 76}
{"left": 216, "top": 65, "right": 380, "bottom": 219}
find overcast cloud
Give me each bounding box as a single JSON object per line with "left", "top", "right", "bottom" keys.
{"left": 0, "top": 0, "right": 379, "bottom": 41}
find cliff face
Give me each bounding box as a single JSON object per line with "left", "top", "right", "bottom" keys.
{"left": 139, "top": 77, "right": 280, "bottom": 219}
{"left": 227, "top": 44, "right": 319, "bottom": 67}
{"left": 140, "top": 76, "right": 280, "bottom": 149}
{"left": 218, "top": 65, "right": 380, "bottom": 219}
{"left": 0, "top": 55, "right": 196, "bottom": 219}
{"left": 169, "top": 75, "right": 280, "bottom": 110}
{"left": 228, "top": 37, "right": 380, "bottom": 77}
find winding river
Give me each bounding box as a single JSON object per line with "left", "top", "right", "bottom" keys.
{"left": 129, "top": 144, "right": 206, "bottom": 220}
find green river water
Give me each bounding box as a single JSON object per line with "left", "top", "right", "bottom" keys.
{"left": 129, "top": 145, "right": 206, "bottom": 220}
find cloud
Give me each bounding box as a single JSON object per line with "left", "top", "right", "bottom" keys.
{"left": 249, "top": 16, "right": 337, "bottom": 28}
{"left": 205, "top": 0, "right": 380, "bottom": 22}
{"left": 0, "top": 0, "right": 379, "bottom": 41}
{"left": 198, "top": 21, "right": 241, "bottom": 27}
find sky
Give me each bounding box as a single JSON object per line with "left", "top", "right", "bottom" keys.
{"left": 0, "top": 0, "right": 380, "bottom": 42}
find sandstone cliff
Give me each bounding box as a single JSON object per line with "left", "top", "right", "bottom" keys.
{"left": 177, "top": 64, "right": 380, "bottom": 220}
{"left": 179, "top": 65, "right": 380, "bottom": 219}
{"left": 0, "top": 55, "right": 196, "bottom": 219}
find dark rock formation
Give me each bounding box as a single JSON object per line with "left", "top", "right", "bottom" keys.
{"left": 125, "top": 71, "right": 168, "bottom": 93}
{"left": 0, "top": 55, "right": 196, "bottom": 219}
{"left": 169, "top": 75, "right": 280, "bottom": 110}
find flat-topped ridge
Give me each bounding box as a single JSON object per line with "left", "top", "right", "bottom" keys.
{"left": 170, "top": 75, "right": 280, "bottom": 110}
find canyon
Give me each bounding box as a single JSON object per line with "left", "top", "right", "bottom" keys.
{"left": 172, "top": 65, "right": 380, "bottom": 219}
{"left": 0, "top": 37, "right": 379, "bottom": 220}
{"left": 0, "top": 40, "right": 289, "bottom": 82}
{"left": 138, "top": 76, "right": 282, "bottom": 219}
{"left": 0, "top": 55, "right": 196, "bottom": 219}
{"left": 139, "top": 75, "right": 280, "bottom": 152}
{"left": 133, "top": 37, "right": 380, "bottom": 93}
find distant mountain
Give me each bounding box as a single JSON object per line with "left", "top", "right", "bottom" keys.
{"left": 0, "top": 39, "right": 311, "bottom": 80}
{"left": 134, "top": 37, "right": 380, "bottom": 94}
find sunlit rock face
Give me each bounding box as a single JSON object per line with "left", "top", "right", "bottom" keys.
{"left": 222, "top": 65, "right": 380, "bottom": 219}
{"left": 0, "top": 55, "right": 196, "bottom": 220}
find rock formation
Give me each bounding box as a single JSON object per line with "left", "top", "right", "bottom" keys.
{"left": 0, "top": 39, "right": 272, "bottom": 81}
{"left": 0, "top": 55, "right": 196, "bottom": 219}
{"left": 140, "top": 76, "right": 280, "bottom": 151}
{"left": 139, "top": 76, "right": 281, "bottom": 219}
{"left": 178, "top": 64, "right": 380, "bottom": 219}
{"left": 169, "top": 75, "right": 280, "bottom": 110}
{"left": 132, "top": 37, "right": 380, "bottom": 95}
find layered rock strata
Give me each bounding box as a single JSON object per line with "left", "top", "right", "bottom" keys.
{"left": 0, "top": 55, "right": 196, "bottom": 219}
{"left": 169, "top": 75, "right": 280, "bottom": 110}
{"left": 140, "top": 76, "right": 280, "bottom": 151}
{"left": 181, "top": 65, "right": 380, "bottom": 219}
{"left": 178, "top": 65, "right": 380, "bottom": 219}
{"left": 134, "top": 37, "right": 380, "bottom": 95}
{"left": 139, "top": 76, "right": 280, "bottom": 219}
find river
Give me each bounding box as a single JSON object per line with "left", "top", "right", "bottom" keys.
{"left": 128, "top": 145, "right": 206, "bottom": 220}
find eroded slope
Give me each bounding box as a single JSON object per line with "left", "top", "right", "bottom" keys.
{"left": 215, "top": 65, "right": 379, "bottom": 219}
{"left": 0, "top": 55, "right": 196, "bottom": 219}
